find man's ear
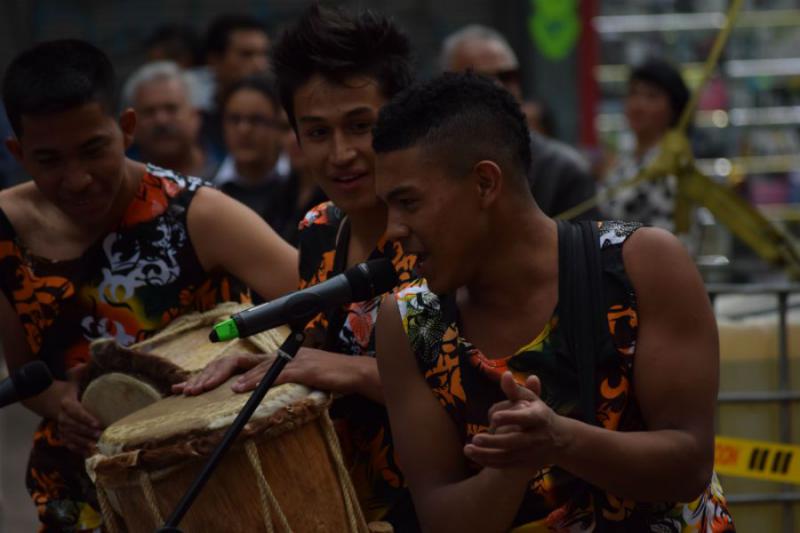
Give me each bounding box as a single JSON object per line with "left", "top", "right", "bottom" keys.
{"left": 118, "top": 108, "right": 137, "bottom": 149}
{"left": 472, "top": 160, "right": 503, "bottom": 208}
{"left": 4, "top": 137, "right": 23, "bottom": 163}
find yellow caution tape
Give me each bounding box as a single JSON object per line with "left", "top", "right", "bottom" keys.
{"left": 715, "top": 436, "right": 800, "bottom": 484}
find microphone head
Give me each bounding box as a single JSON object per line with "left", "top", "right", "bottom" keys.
{"left": 11, "top": 361, "right": 53, "bottom": 399}
{"left": 346, "top": 258, "right": 399, "bottom": 301}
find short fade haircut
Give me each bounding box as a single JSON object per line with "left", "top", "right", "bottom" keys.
{"left": 272, "top": 3, "right": 413, "bottom": 131}
{"left": 205, "top": 14, "right": 268, "bottom": 57}
{"left": 220, "top": 74, "right": 280, "bottom": 115}
{"left": 373, "top": 72, "right": 532, "bottom": 185}
{"left": 2, "top": 39, "right": 115, "bottom": 136}
{"left": 439, "top": 24, "right": 518, "bottom": 71}
{"left": 121, "top": 61, "right": 193, "bottom": 108}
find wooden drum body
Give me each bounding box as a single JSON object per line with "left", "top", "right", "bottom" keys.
{"left": 87, "top": 381, "right": 367, "bottom": 533}
{"left": 81, "top": 302, "right": 288, "bottom": 426}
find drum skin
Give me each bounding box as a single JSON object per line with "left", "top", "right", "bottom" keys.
{"left": 80, "top": 303, "right": 287, "bottom": 426}
{"left": 87, "top": 380, "right": 369, "bottom": 533}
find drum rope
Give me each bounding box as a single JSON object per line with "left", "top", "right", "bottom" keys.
{"left": 321, "top": 411, "right": 364, "bottom": 533}
{"left": 245, "top": 439, "right": 293, "bottom": 533}
{"left": 139, "top": 471, "right": 166, "bottom": 526}
{"left": 95, "top": 487, "right": 121, "bottom": 533}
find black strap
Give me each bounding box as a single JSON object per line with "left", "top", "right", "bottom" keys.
{"left": 322, "top": 217, "right": 352, "bottom": 351}
{"left": 556, "top": 220, "right": 606, "bottom": 426}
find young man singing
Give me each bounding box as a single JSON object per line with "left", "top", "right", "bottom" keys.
{"left": 373, "top": 73, "right": 735, "bottom": 532}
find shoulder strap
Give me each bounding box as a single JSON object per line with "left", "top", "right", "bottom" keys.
{"left": 322, "top": 217, "right": 352, "bottom": 351}
{"left": 556, "top": 220, "right": 606, "bottom": 426}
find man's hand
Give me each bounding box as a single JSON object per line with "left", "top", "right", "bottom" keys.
{"left": 464, "top": 371, "right": 568, "bottom": 477}
{"left": 173, "top": 353, "right": 267, "bottom": 396}
{"left": 57, "top": 364, "right": 103, "bottom": 457}
{"left": 231, "top": 347, "right": 371, "bottom": 397}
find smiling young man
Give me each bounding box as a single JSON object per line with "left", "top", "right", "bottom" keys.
{"left": 0, "top": 40, "right": 298, "bottom": 531}
{"left": 175, "top": 4, "right": 420, "bottom": 529}
{"left": 373, "top": 73, "right": 735, "bottom": 532}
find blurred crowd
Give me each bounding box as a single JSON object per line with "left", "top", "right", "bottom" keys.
{"left": 0, "top": 12, "right": 698, "bottom": 247}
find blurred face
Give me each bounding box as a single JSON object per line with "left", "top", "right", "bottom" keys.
{"left": 6, "top": 102, "right": 134, "bottom": 225}
{"left": 279, "top": 111, "right": 306, "bottom": 174}
{"left": 133, "top": 76, "right": 199, "bottom": 162}
{"left": 293, "top": 74, "right": 385, "bottom": 215}
{"left": 625, "top": 79, "right": 673, "bottom": 141}
{"left": 214, "top": 30, "right": 269, "bottom": 89}
{"left": 223, "top": 88, "right": 281, "bottom": 168}
{"left": 376, "top": 145, "right": 489, "bottom": 295}
{"left": 448, "top": 39, "right": 522, "bottom": 101}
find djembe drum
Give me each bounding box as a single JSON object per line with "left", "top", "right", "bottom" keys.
{"left": 86, "top": 379, "right": 369, "bottom": 533}
{"left": 81, "top": 302, "right": 288, "bottom": 426}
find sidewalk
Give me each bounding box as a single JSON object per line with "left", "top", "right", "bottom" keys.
{"left": 0, "top": 364, "right": 39, "bottom": 532}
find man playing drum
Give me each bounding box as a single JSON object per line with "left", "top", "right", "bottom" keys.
{"left": 177, "top": 4, "right": 421, "bottom": 531}
{"left": 372, "top": 73, "right": 735, "bottom": 532}
{"left": 0, "top": 40, "right": 298, "bottom": 531}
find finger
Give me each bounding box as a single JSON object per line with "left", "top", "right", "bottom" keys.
{"left": 66, "top": 363, "right": 88, "bottom": 383}
{"left": 490, "top": 408, "right": 544, "bottom": 430}
{"left": 171, "top": 381, "right": 187, "bottom": 394}
{"left": 234, "top": 353, "right": 269, "bottom": 370}
{"left": 487, "top": 400, "right": 515, "bottom": 420}
{"left": 500, "top": 371, "right": 536, "bottom": 403}
{"left": 59, "top": 418, "right": 103, "bottom": 440}
{"left": 494, "top": 424, "right": 523, "bottom": 435}
{"left": 232, "top": 363, "right": 268, "bottom": 392}
{"left": 192, "top": 362, "right": 237, "bottom": 394}
{"left": 62, "top": 398, "right": 102, "bottom": 429}
{"left": 185, "top": 358, "right": 238, "bottom": 395}
{"left": 526, "top": 375, "right": 542, "bottom": 397}
{"left": 470, "top": 431, "right": 532, "bottom": 452}
{"left": 463, "top": 444, "right": 520, "bottom": 468}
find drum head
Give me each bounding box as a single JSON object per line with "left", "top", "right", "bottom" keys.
{"left": 82, "top": 373, "right": 162, "bottom": 427}
{"left": 97, "top": 379, "right": 328, "bottom": 458}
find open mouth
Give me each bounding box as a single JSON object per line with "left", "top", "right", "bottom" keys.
{"left": 331, "top": 172, "right": 367, "bottom": 186}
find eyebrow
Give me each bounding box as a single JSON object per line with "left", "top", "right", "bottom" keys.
{"left": 31, "top": 135, "right": 110, "bottom": 157}
{"left": 385, "top": 185, "right": 416, "bottom": 203}
{"left": 297, "top": 106, "right": 377, "bottom": 124}
{"left": 78, "top": 135, "right": 110, "bottom": 151}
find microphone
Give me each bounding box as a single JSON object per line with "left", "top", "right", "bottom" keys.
{"left": 0, "top": 361, "right": 53, "bottom": 408}
{"left": 210, "top": 258, "right": 399, "bottom": 341}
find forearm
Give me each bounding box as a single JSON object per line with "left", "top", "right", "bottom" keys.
{"left": 22, "top": 379, "right": 72, "bottom": 420}
{"left": 556, "top": 416, "right": 712, "bottom": 502}
{"left": 345, "top": 356, "right": 383, "bottom": 404}
{"left": 417, "top": 467, "right": 529, "bottom": 533}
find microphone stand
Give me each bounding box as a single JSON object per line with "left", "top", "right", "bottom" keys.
{"left": 156, "top": 324, "right": 307, "bottom": 532}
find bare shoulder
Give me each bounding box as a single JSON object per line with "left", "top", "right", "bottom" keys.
{"left": 0, "top": 182, "right": 45, "bottom": 235}
{"left": 621, "top": 226, "right": 711, "bottom": 321}
{"left": 622, "top": 226, "right": 698, "bottom": 284}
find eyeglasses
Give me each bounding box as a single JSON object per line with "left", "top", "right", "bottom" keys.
{"left": 224, "top": 113, "right": 287, "bottom": 130}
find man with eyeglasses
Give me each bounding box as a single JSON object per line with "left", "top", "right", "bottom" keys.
{"left": 212, "top": 75, "right": 321, "bottom": 247}
{"left": 441, "top": 25, "right": 599, "bottom": 220}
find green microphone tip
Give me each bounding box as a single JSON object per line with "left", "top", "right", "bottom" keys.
{"left": 210, "top": 318, "right": 240, "bottom": 342}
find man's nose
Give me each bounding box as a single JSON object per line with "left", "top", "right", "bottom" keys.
{"left": 61, "top": 163, "right": 92, "bottom": 193}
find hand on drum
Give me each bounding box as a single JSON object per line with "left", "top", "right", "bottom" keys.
{"left": 172, "top": 353, "right": 267, "bottom": 395}
{"left": 230, "top": 347, "right": 369, "bottom": 395}
{"left": 464, "top": 371, "right": 567, "bottom": 477}
{"left": 58, "top": 364, "right": 103, "bottom": 457}
{"left": 175, "top": 348, "right": 372, "bottom": 397}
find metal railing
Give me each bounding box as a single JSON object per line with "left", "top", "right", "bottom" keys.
{"left": 708, "top": 283, "right": 800, "bottom": 533}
